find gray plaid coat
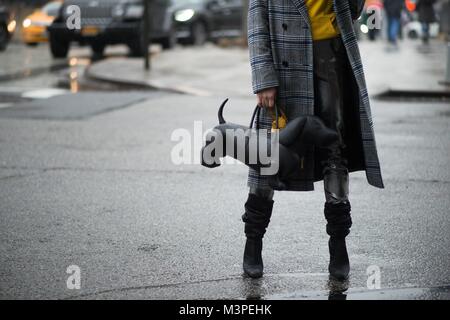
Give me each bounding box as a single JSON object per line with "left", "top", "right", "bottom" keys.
{"left": 247, "top": 0, "right": 384, "bottom": 191}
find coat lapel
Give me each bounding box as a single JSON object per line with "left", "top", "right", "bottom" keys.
{"left": 289, "top": 0, "right": 311, "bottom": 28}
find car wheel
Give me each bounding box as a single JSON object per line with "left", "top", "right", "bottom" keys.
{"left": 0, "top": 25, "right": 8, "bottom": 51}
{"left": 49, "top": 33, "right": 70, "bottom": 58}
{"left": 26, "top": 42, "right": 39, "bottom": 47}
{"left": 161, "top": 29, "right": 177, "bottom": 50}
{"left": 190, "top": 21, "right": 207, "bottom": 46}
{"left": 128, "top": 37, "right": 145, "bottom": 57}
{"left": 91, "top": 43, "right": 106, "bottom": 58}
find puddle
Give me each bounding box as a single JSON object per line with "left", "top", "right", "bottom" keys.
{"left": 268, "top": 284, "right": 450, "bottom": 300}
{"left": 64, "top": 268, "right": 450, "bottom": 300}
{"left": 0, "top": 62, "right": 69, "bottom": 83}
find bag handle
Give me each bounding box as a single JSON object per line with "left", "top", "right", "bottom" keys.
{"left": 249, "top": 104, "right": 280, "bottom": 130}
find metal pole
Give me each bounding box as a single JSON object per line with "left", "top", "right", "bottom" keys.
{"left": 143, "top": 0, "right": 150, "bottom": 70}
{"left": 440, "top": 2, "right": 450, "bottom": 86}
{"left": 445, "top": 42, "right": 450, "bottom": 84}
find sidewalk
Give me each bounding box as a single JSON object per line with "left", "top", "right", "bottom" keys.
{"left": 87, "top": 43, "right": 253, "bottom": 97}
{"left": 87, "top": 39, "right": 450, "bottom": 97}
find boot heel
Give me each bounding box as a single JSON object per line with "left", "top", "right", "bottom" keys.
{"left": 324, "top": 202, "right": 352, "bottom": 281}
{"left": 243, "top": 238, "right": 263, "bottom": 278}
{"left": 328, "top": 237, "right": 350, "bottom": 280}
{"left": 241, "top": 193, "right": 274, "bottom": 279}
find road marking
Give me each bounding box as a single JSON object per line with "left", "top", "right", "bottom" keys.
{"left": 22, "top": 89, "right": 69, "bottom": 99}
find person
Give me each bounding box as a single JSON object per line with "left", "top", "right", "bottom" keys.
{"left": 384, "top": 0, "right": 405, "bottom": 46}
{"left": 245, "top": 0, "right": 384, "bottom": 280}
{"left": 416, "top": 0, "right": 437, "bottom": 44}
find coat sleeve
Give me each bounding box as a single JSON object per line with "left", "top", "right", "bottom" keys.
{"left": 348, "top": 0, "right": 365, "bottom": 20}
{"left": 248, "top": 0, "right": 279, "bottom": 94}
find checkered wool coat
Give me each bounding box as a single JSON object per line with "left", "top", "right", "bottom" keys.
{"left": 247, "top": 0, "right": 384, "bottom": 191}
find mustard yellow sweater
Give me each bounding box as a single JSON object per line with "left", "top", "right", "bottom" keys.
{"left": 305, "top": 0, "right": 340, "bottom": 40}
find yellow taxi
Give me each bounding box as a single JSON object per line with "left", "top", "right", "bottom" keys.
{"left": 22, "top": 1, "right": 62, "bottom": 46}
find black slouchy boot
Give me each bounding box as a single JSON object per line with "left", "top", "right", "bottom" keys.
{"left": 241, "top": 193, "right": 274, "bottom": 278}
{"left": 324, "top": 202, "right": 352, "bottom": 280}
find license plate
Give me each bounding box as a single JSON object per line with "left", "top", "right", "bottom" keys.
{"left": 81, "top": 26, "right": 99, "bottom": 36}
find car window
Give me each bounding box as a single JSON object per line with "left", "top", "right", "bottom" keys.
{"left": 42, "top": 2, "right": 62, "bottom": 17}
{"left": 225, "top": 0, "right": 243, "bottom": 6}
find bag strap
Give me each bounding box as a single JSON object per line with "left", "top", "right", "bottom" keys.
{"left": 249, "top": 104, "right": 280, "bottom": 129}
{"left": 249, "top": 105, "right": 260, "bottom": 129}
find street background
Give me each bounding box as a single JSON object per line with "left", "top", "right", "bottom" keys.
{"left": 0, "top": 0, "right": 449, "bottom": 299}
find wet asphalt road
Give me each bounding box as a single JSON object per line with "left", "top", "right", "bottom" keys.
{"left": 0, "top": 42, "right": 449, "bottom": 300}
{"left": 0, "top": 94, "right": 449, "bottom": 299}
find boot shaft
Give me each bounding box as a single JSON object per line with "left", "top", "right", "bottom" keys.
{"left": 242, "top": 193, "right": 274, "bottom": 239}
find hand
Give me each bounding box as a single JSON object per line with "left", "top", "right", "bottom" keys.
{"left": 257, "top": 87, "right": 277, "bottom": 108}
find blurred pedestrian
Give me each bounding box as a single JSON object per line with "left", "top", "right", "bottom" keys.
{"left": 245, "top": 0, "right": 384, "bottom": 280}
{"left": 416, "top": 0, "right": 437, "bottom": 44}
{"left": 384, "top": 0, "right": 405, "bottom": 47}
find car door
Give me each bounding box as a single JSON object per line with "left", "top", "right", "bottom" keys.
{"left": 222, "top": 0, "right": 242, "bottom": 36}
{"left": 206, "top": 0, "right": 241, "bottom": 36}
{"left": 149, "top": 0, "right": 172, "bottom": 35}
{"left": 205, "top": 0, "right": 226, "bottom": 35}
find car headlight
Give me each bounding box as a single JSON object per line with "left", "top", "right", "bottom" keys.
{"left": 7, "top": 20, "right": 16, "bottom": 33}
{"left": 22, "top": 18, "right": 31, "bottom": 28}
{"left": 175, "top": 9, "right": 195, "bottom": 22}
{"left": 360, "top": 24, "right": 369, "bottom": 34}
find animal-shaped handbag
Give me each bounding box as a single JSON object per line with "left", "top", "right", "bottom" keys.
{"left": 201, "top": 99, "right": 338, "bottom": 190}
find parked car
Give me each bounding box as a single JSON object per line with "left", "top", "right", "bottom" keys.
{"left": 47, "top": 0, "right": 244, "bottom": 58}
{"left": 48, "top": 0, "right": 176, "bottom": 58}
{"left": 0, "top": 4, "right": 15, "bottom": 51}
{"left": 173, "top": 0, "right": 244, "bottom": 45}
{"left": 22, "top": 1, "right": 62, "bottom": 46}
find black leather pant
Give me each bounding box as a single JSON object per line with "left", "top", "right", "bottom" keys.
{"left": 314, "top": 37, "right": 352, "bottom": 237}
{"left": 313, "top": 36, "right": 349, "bottom": 205}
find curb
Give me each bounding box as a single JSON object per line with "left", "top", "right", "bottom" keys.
{"left": 85, "top": 62, "right": 212, "bottom": 97}
{"left": 374, "top": 88, "right": 450, "bottom": 102}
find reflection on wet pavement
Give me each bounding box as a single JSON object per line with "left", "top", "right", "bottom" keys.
{"left": 63, "top": 267, "right": 449, "bottom": 300}
{"left": 0, "top": 43, "right": 135, "bottom": 91}
{"left": 267, "top": 283, "right": 450, "bottom": 300}
{"left": 327, "top": 278, "right": 350, "bottom": 300}
{"left": 239, "top": 275, "right": 351, "bottom": 300}
{"left": 241, "top": 277, "right": 265, "bottom": 300}
{"left": 67, "top": 57, "right": 90, "bottom": 93}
